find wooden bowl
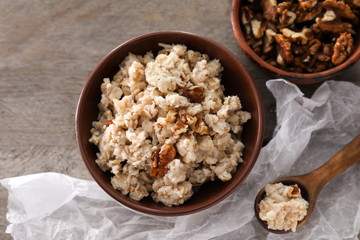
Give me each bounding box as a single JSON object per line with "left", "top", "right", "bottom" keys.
{"left": 230, "top": 0, "right": 360, "bottom": 85}
{"left": 75, "top": 31, "right": 264, "bottom": 216}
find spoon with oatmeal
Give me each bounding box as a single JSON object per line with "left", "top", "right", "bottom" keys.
{"left": 254, "top": 133, "right": 360, "bottom": 233}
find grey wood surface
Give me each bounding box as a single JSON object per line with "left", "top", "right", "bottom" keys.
{"left": 1, "top": 0, "right": 359, "bottom": 239}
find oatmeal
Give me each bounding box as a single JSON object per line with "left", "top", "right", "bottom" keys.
{"left": 89, "top": 44, "right": 251, "bottom": 206}
{"left": 240, "top": 0, "right": 358, "bottom": 73}
{"left": 259, "top": 183, "right": 309, "bottom": 232}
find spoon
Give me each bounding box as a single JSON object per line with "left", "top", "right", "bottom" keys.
{"left": 254, "top": 133, "right": 360, "bottom": 234}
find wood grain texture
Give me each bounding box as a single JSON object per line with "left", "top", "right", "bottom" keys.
{"left": 0, "top": 0, "right": 359, "bottom": 239}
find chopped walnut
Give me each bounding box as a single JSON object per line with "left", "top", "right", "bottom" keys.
{"left": 241, "top": 6, "right": 254, "bottom": 25}
{"left": 317, "top": 43, "right": 332, "bottom": 62}
{"left": 174, "top": 113, "right": 209, "bottom": 135}
{"left": 150, "top": 144, "right": 177, "bottom": 178}
{"left": 316, "top": 18, "right": 353, "bottom": 33}
{"left": 281, "top": 27, "right": 311, "bottom": 45}
{"left": 309, "top": 39, "right": 322, "bottom": 55}
{"left": 192, "top": 115, "right": 209, "bottom": 135}
{"left": 277, "top": 2, "right": 297, "bottom": 27}
{"left": 183, "top": 86, "right": 205, "bottom": 103}
{"left": 277, "top": 1, "right": 291, "bottom": 13}
{"left": 172, "top": 120, "right": 188, "bottom": 136}
{"left": 105, "top": 120, "right": 113, "bottom": 127}
{"left": 281, "top": 10, "right": 297, "bottom": 26}
{"left": 263, "top": 29, "right": 277, "bottom": 55}
{"left": 181, "top": 114, "right": 197, "bottom": 126}
{"left": 251, "top": 14, "right": 266, "bottom": 39}
{"left": 275, "top": 34, "right": 293, "bottom": 65}
{"left": 299, "top": 0, "right": 318, "bottom": 11}
{"left": 346, "top": 0, "right": 360, "bottom": 8}
{"left": 261, "top": 0, "right": 278, "bottom": 21}
{"left": 165, "top": 110, "right": 177, "bottom": 123}
{"left": 297, "top": 5, "right": 322, "bottom": 22}
{"left": 321, "top": 10, "right": 336, "bottom": 22}
{"left": 332, "top": 32, "right": 354, "bottom": 65}
{"left": 290, "top": 184, "right": 301, "bottom": 196}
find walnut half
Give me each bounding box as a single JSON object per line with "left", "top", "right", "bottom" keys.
{"left": 332, "top": 32, "right": 354, "bottom": 65}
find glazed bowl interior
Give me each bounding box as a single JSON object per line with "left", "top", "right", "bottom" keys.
{"left": 231, "top": 0, "right": 360, "bottom": 84}
{"left": 76, "top": 31, "right": 264, "bottom": 216}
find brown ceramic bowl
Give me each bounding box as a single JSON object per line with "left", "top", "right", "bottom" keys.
{"left": 230, "top": 0, "right": 360, "bottom": 85}
{"left": 75, "top": 31, "right": 264, "bottom": 216}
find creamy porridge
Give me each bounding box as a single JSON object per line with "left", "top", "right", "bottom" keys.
{"left": 89, "top": 43, "right": 251, "bottom": 206}
{"left": 259, "top": 182, "right": 309, "bottom": 232}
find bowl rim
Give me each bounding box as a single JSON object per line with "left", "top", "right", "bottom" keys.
{"left": 230, "top": 0, "right": 360, "bottom": 84}
{"left": 75, "top": 30, "right": 265, "bottom": 216}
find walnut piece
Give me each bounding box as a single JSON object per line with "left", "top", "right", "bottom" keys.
{"left": 277, "top": 2, "right": 297, "bottom": 27}
{"left": 277, "top": 1, "right": 291, "bottom": 13}
{"left": 321, "top": 10, "right": 336, "bottom": 22}
{"left": 332, "top": 32, "right": 354, "bottom": 65}
{"left": 165, "top": 110, "right": 177, "bottom": 123}
{"left": 297, "top": 5, "right": 322, "bottom": 22}
{"left": 317, "top": 43, "right": 332, "bottom": 62}
{"left": 192, "top": 115, "right": 209, "bottom": 135}
{"left": 251, "top": 15, "right": 266, "bottom": 39}
{"left": 275, "top": 34, "right": 293, "bottom": 65}
{"left": 183, "top": 86, "right": 205, "bottom": 103}
{"left": 321, "top": 0, "right": 357, "bottom": 21}
{"left": 280, "top": 10, "right": 297, "bottom": 26}
{"left": 261, "top": 0, "right": 278, "bottom": 21}
{"left": 172, "top": 119, "right": 188, "bottom": 136}
{"left": 241, "top": 6, "right": 254, "bottom": 25}
{"left": 316, "top": 18, "right": 353, "bottom": 33}
{"left": 181, "top": 114, "right": 197, "bottom": 126}
{"left": 346, "top": 0, "right": 360, "bottom": 8}
{"left": 174, "top": 113, "right": 209, "bottom": 135}
{"left": 290, "top": 185, "right": 301, "bottom": 196}
{"left": 263, "top": 28, "right": 277, "bottom": 55}
{"left": 299, "top": 0, "right": 318, "bottom": 10}
{"left": 309, "top": 38, "right": 322, "bottom": 55}
{"left": 105, "top": 120, "right": 113, "bottom": 127}
{"left": 150, "top": 144, "right": 176, "bottom": 178}
{"left": 281, "top": 27, "right": 311, "bottom": 45}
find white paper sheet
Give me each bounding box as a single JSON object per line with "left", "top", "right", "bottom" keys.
{"left": 2, "top": 79, "right": 360, "bottom": 240}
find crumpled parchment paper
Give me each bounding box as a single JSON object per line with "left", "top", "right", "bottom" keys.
{"left": 1, "top": 79, "right": 360, "bottom": 240}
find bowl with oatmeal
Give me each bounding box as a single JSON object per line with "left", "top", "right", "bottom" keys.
{"left": 76, "top": 31, "right": 264, "bottom": 215}
{"left": 231, "top": 0, "right": 360, "bottom": 84}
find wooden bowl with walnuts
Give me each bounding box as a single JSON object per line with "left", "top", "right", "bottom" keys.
{"left": 231, "top": 0, "right": 360, "bottom": 84}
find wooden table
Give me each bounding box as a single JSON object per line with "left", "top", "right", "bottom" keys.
{"left": 1, "top": 0, "right": 359, "bottom": 239}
